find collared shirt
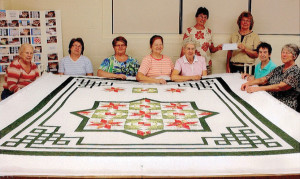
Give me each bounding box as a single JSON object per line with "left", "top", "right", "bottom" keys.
{"left": 254, "top": 59, "right": 277, "bottom": 79}
{"left": 174, "top": 55, "right": 207, "bottom": 76}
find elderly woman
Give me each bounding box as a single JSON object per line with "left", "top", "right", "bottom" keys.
{"left": 136, "top": 35, "right": 174, "bottom": 84}
{"left": 241, "top": 42, "right": 277, "bottom": 81}
{"left": 182, "top": 7, "right": 222, "bottom": 75}
{"left": 172, "top": 38, "right": 207, "bottom": 82}
{"left": 227, "top": 11, "right": 260, "bottom": 74}
{"left": 97, "top": 36, "right": 139, "bottom": 79}
{"left": 58, "top": 38, "right": 93, "bottom": 76}
{"left": 241, "top": 44, "right": 300, "bottom": 111}
{"left": 1, "top": 43, "right": 40, "bottom": 100}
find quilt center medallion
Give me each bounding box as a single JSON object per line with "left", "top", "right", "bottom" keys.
{"left": 72, "top": 98, "right": 217, "bottom": 139}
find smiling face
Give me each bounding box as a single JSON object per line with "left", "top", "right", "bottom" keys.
{"left": 19, "top": 45, "right": 33, "bottom": 64}
{"left": 151, "top": 38, "right": 163, "bottom": 55}
{"left": 184, "top": 43, "right": 196, "bottom": 60}
{"left": 70, "top": 41, "right": 82, "bottom": 56}
{"left": 258, "top": 48, "right": 271, "bottom": 63}
{"left": 240, "top": 17, "right": 251, "bottom": 30}
{"left": 196, "top": 13, "right": 208, "bottom": 27}
{"left": 281, "top": 48, "right": 295, "bottom": 64}
{"left": 113, "top": 40, "right": 127, "bottom": 56}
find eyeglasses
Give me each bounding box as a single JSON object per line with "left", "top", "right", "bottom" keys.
{"left": 72, "top": 45, "right": 82, "bottom": 48}
{"left": 114, "top": 44, "right": 126, "bottom": 48}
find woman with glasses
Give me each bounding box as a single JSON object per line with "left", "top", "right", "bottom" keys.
{"left": 181, "top": 7, "right": 222, "bottom": 75}
{"left": 241, "top": 44, "right": 300, "bottom": 112}
{"left": 226, "top": 11, "right": 260, "bottom": 74}
{"left": 97, "top": 36, "right": 139, "bottom": 79}
{"left": 58, "top": 38, "right": 93, "bottom": 76}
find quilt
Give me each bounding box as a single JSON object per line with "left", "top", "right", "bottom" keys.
{"left": 0, "top": 73, "right": 299, "bottom": 176}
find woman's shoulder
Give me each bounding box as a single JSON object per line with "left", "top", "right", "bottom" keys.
{"left": 127, "top": 56, "right": 138, "bottom": 62}
{"left": 195, "top": 55, "right": 205, "bottom": 61}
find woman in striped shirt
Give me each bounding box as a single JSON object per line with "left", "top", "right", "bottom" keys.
{"left": 1, "top": 43, "right": 40, "bottom": 100}
{"left": 137, "top": 35, "right": 174, "bottom": 84}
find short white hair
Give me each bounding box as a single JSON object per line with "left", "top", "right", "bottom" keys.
{"left": 19, "top": 43, "right": 33, "bottom": 54}
{"left": 182, "top": 37, "right": 199, "bottom": 49}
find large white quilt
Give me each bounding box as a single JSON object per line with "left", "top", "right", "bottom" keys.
{"left": 0, "top": 73, "right": 299, "bottom": 177}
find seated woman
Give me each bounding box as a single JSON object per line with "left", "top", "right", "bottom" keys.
{"left": 136, "top": 35, "right": 174, "bottom": 84}
{"left": 241, "top": 44, "right": 300, "bottom": 111}
{"left": 97, "top": 36, "right": 139, "bottom": 79}
{"left": 241, "top": 42, "right": 277, "bottom": 81}
{"left": 58, "top": 38, "right": 93, "bottom": 76}
{"left": 171, "top": 37, "right": 207, "bottom": 82}
{"left": 1, "top": 43, "right": 40, "bottom": 100}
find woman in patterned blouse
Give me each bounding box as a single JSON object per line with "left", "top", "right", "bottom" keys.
{"left": 181, "top": 7, "right": 222, "bottom": 75}
{"left": 97, "top": 36, "right": 139, "bottom": 80}
{"left": 241, "top": 44, "right": 300, "bottom": 111}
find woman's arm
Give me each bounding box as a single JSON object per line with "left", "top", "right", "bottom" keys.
{"left": 246, "top": 82, "right": 292, "bottom": 93}
{"left": 241, "top": 77, "right": 268, "bottom": 91}
{"left": 136, "top": 72, "right": 166, "bottom": 84}
{"left": 238, "top": 43, "right": 258, "bottom": 58}
{"left": 209, "top": 43, "right": 222, "bottom": 53}
{"left": 171, "top": 69, "right": 201, "bottom": 82}
{"left": 97, "top": 69, "right": 126, "bottom": 79}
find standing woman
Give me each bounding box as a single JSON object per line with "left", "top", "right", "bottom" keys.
{"left": 58, "top": 38, "right": 93, "bottom": 76}
{"left": 137, "top": 35, "right": 174, "bottom": 84}
{"left": 182, "top": 7, "right": 222, "bottom": 75}
{"left": 241, "top": 44, "right": 300, "bottom": 111}
{"left": 226, "top": 11, "right": 260, "bottom": 74}
{"left": 1, "top": 43, "right": 40, "bottom": 100}
{"left": 97, "top": 36, "right": 139, "bottom": 79}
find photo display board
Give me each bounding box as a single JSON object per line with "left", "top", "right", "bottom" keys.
{"left": 0, "top": 10, "right": 63, "bottom": 74}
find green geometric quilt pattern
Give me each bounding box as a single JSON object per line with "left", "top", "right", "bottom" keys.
{"left": 0, "top": 77, "right": 299, "bottom": 156}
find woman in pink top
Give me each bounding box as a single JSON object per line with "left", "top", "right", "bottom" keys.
{"left": 136, "top": 35, "right": 174, "bottom": 84}
{"left": 172, "top": 37, "right": 207, "bottom": 82}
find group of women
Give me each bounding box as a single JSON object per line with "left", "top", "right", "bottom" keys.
{"left": 1, "top": 8, "right": 299, "bottom": 112}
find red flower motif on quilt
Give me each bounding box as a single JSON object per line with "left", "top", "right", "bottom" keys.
{"left": 187, "top": 27, "right": 192, "bottom": 34}
{"left": 195, "top": 50, "right": 201, "bottom": 56}
{"left": 137, "top": 130, "right": 151, "bottom": 136}
{"left": 101, "top": 102, "right": 126, "bottom": 109}
{"left": 167, "top": 119, "right": 197, "bottom": 130}
{"left": 201, "top": 42, "right": 209, "bottom": 52}
{"left": 165, "top": 103, "right": 188, "bottom": 110}
{"left": 166, "top": 88, "right": 184, "bottom": 93}
{"left": 77, "top": 111, "right": 91, "bottom": 115}
{"left": 200, "top": 112, "right": 212, "bottom": 115}
{"left": 195, "top": 31, "right": 204, "bottom": 40}
{"left": 131, "top": 110, "right": 158, "bottom": 119}
{"left": 89, "top": 119, "right": 122, "bottom": 129}
{"left": 105, "top": 87, "right": 124, "bottom": 92}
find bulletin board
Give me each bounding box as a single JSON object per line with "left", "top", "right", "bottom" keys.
{"left": 0, "top": 10, "right": 63, "bottom": 74}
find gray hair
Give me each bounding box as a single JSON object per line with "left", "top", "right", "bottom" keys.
{"left": 282, "top": 43, "right": 299, "bottom": 61}
{"left": 182, "top": 37, "right": 199, "bottom": 49}
{"left": 19, "top": 43, "right": 34, "bottom": 54}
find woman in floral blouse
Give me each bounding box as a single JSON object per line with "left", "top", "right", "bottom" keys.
{"left": 241, "top": 44, "right": 300, "bottom": 112}
{"left": 97, "top": 36, "right": 139, "bottom": 80}
{"left": 181, "top": 7, "right": 222, "bottom": 75}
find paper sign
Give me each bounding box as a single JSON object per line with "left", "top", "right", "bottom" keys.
{"left": 222, "top": 43, "right": 238, "bottom": 50}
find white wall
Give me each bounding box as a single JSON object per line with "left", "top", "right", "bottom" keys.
{"left": 1, "top": 0, "right": 300, "bottom": 75}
